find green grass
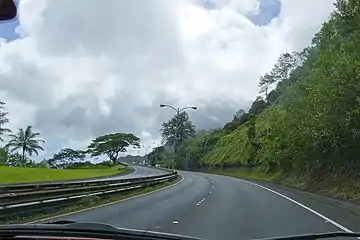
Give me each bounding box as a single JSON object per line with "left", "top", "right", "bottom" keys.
{"left": 0, "top": 165, "right": 128, "bottom": 184}
{"left": 204, "top": 167, "right": 282, "bottom": 182}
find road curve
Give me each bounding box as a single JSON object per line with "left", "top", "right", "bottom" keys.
{"left": 46, "top": 171, "right": 360, "bottom": 240}
{"left": 101, "top": 165, "right": 167, "bottom": 180}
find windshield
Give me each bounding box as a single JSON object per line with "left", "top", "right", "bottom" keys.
{"left": 0, "top": 0, "right": 360, "bottom": 239}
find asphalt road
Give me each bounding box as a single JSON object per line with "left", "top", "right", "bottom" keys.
{"left": 47, "top": 171, "right": 360, "bottom": 240}
{"left": 100, "top": 165, "right": 166, "bottom": 180}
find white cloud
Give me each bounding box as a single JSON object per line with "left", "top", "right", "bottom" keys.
{"left": 0, "top": 0, "right": 335, "bottom": 158}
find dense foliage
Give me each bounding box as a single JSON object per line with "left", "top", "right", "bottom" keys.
{"left": 87, "top": 133, "right": 140, "bottom": 164}
{"left": 48, "top": 148, "right": 86, "bottom": 168}
{"left": 161, "top": 111, "right": 196, "bottom": 149}
{"left": 152, "top": 0, "right": 360, "bottom": 184}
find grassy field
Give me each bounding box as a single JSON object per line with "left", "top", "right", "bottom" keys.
{"left": 0, "top": 165, "right": 128, "bottom": 184}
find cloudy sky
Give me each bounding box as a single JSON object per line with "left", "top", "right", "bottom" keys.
{"left": 0, "top": 0, "right": 335, "bottom": 159}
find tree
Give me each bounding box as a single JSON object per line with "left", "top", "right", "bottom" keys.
{"left": 0, "top": 147, "right": 9, "bottom": 165}
{"left": 161, "top": 111, "right": 196, "bottom": 150}
{"left": 87, "top": 133, "right": 140, "bottom": 164}
{"left": 5, "top": 125, "right": 45, "bottom": 162}
{"left": 6, "top": 152, "right": 32, "bottom": 167}
{"left": 259, "top": 73, "right": 276, "bottom": 97}
{"left": 259, "top": 51, "right": 305, "bottom": 102}
{"left": 0, "top": 101, "right": 11, "bottom": 141}
{"left": 49, "top": 148, "right": 86, "bottom": 168}
{"left": 147, "top": 146, "right": 167, "bottom": 167}
{"left": 223, "top": 109, "right": 249, "bottom": 133}
{"left": 248, "top": 97, "right": 269, "bottom": 116}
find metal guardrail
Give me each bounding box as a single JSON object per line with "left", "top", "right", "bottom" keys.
{"left": 0, "top": 171, "right": 178, "bottom": 220}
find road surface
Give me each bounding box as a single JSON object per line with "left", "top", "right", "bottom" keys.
{"left": 47, "top": 171, "right": 360, "bottom": 240}
{"left": 101, "top": 165, "right": 166, "bottom": 180}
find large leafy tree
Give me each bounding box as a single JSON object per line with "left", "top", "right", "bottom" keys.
{"left": 0, "top": 101, "right": 11, "bottom": 141}
{"left": 48, "top": 148, "right": 86, "bottom": 168}
{"left": 87, "top": 133, "right": 140, "bottom": 164}
{"left": 161, "top": 111, "right": 196, "bottom": 151}
{"left": 5, "top": 125, "right": 45, "bottom": 162}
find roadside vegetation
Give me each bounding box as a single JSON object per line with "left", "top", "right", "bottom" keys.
{"left": 0, "top": 103, "right": 140, "bottom": 183}
{"left": 149, "top": 0, "right": 360, "bottom": 202}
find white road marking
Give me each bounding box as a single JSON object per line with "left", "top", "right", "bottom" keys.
{"left": 172, "top": 220, "right": 179, "bottom": 224}
{"left": 239, "top": 179, "right": 354, "bottom": 233}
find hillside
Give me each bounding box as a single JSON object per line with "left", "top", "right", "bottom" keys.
{"left": 174, "top": 0, "right": 360, "bottom": 201}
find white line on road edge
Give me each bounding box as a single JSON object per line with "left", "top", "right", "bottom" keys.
{"left": 239, "top": 179, "right": 354, "bottom": 233}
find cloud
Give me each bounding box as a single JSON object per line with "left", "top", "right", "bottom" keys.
{"left": 0, "top": 0, "right": 336, "bottom": 158}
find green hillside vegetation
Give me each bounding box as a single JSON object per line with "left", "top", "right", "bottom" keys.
{"left": 202, "top": 0, "right": 360, "bottom": 172}
{"left": 202, "top": 0, "right": 360, "bottom": 200}
{"left": 147, "top": 0, "right": 360, "bottom": 201}
{"left": 0, "top": 164, "right": 126, "bottom": 184}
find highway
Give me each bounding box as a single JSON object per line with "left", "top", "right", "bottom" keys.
{"left": 46, "top": 170, "right": 360, "bottom": 240}
{"left": 101, "top": 165, "right": 166, "bottom": 180}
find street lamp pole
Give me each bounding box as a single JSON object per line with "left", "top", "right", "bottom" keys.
{"left": 160, "top": 104, "right": 197, "bottom": 171}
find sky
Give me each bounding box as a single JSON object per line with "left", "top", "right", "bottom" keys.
{"left": 0, "top": 0, "right": 336, "bottom": 159}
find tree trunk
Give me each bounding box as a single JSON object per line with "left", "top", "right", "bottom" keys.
{"left": 112, "top": 152, "right": 119, "bottom": 165}
{"left": 22, "top": 148, "right": 25, "bottom": 163}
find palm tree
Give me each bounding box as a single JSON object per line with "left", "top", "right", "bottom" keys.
{"left": 6, "top": 125, "right": 45, "bottom": 162}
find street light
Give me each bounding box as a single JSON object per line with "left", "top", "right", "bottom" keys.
{"left": 160, "top": 104, "right": 197, "bottom": 171}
